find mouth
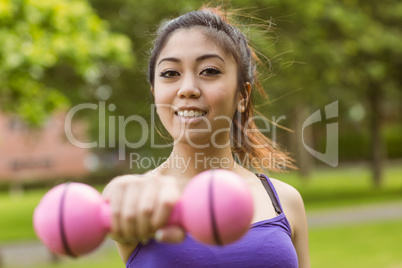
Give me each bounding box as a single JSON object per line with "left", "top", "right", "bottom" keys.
{"left": 175, "top": 109, "right": 207, "bottom": 118}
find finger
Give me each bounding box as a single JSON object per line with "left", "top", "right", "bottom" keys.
{"left": 121, "top": 181, "right": 142, "bottom": 241}
{"left": 136, "top": 178, "right": 158, "bottom": 242}
{"left": 155, "top": 226, "right": 186, "bottom": 243}
{"left": 151, "top": 177, "right": 181, "bottom": 231}
{"left": 107, "top": 182, "right": 125, "bottom": 240}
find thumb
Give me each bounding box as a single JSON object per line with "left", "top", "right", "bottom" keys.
{"left": 155, "top": 226, "right": 186, "bottom": 243}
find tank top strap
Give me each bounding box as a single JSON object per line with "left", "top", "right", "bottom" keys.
{"left": 256, "top": 173, "right": 283, "bottom": 215}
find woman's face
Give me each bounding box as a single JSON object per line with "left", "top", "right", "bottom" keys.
{"left": 153, "top": 27, "right": 240, "bottom": 148}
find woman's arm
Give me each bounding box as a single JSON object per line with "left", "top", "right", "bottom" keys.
{"left": 272, "top": 179, "right": 311, "bottom": 268}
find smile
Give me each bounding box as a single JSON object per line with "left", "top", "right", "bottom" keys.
{"left": 175, "top": 109, "right": 207, "bottom": 118}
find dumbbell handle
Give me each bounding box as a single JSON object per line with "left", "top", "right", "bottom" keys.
{"left": 90, "top": 200, "right": 183, "bottom": 231}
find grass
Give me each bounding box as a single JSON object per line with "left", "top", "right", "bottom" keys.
{"left": 34, "top": 247, "right": 123, "bottom": 268}
{"left": 309, "top": 220, "right": 402, "bottom": 268}
{"left": 275, "top": 163, "right": 402, "bottom": 210}
{"left": 0, "top": 164, "right": 401, "bottom": 243}
{"left": 0, "top": 164, "right": 401, "bottom": 267}
{"left": 0, "top": 184, "right": 106, "bottom": 243}
{"left": 19, "top": 219, "right": 402, "bottom": 268}
{"left": 0, "top": 189, "right": 43, "bottom": 242}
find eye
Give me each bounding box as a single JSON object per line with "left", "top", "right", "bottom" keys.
{"left": 200, "top": 67, "right": 221, "bottom": 76}
{"left": 160, "top": 69, "right": 180, "bottom": 78}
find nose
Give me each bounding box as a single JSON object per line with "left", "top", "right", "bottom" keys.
{"left": 177, "top": 74, "right": 201, "bottom": 99}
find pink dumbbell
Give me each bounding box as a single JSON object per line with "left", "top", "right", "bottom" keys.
{"left": 33, "top": 169, "right": 254, "bottom": 257}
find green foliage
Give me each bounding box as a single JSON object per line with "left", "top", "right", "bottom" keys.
{"left": 236, "top": 0, "right": 402, "bottom": 168}
{"left": 383, "top": 124, "right": 402, "bottom": 159}
{"left": 247, "top": 0, "right": 402, "bottom": 107}
{"left": 334, "top": 123, "right": 402, "bottom": 161}
{"left": 0, "top": 0, "right": 133, "bottom": 125}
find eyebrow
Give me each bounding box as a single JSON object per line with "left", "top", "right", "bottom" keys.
{"left": 196, "top": 54, "right": 225, "bottom": 63}
{"left": 157, "top": 54, "right": 225, "bottom": 66}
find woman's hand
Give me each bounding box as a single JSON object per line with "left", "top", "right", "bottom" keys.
{"left": 102, "top": 173, "right": 186, "bottom": 245}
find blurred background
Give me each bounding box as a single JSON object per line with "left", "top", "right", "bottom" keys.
{"left": 0, "top": 0, "right": 401, "bottom": 267}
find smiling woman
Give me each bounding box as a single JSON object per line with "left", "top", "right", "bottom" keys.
{"left": 148, "top": 11, "right": 295, "bottom": 172}
{"left": 152, "top": 28, "right": 239, "bottom": 147}
{"left": 102, "top": 5, "right": 310, "bottom": 268}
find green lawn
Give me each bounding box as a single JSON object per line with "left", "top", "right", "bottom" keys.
{"left": 33, "top": 247, "right": 123, "bottom": 268}
{"left": 0, "top": 164, "right": 401, "bottom": 267}
{"left": 21, "top": 219, "right": 402, "bottom": 268}
{"left": 0, "top": 189, "right": 43, "bottom": 242}
{"left": 0, "top": 164, "right": 401, "bottom": 242}
{"left": 310, "top": 220, "right": 402, "bottom": 268}
{"left": 275, "top": 163, "right": 402, "bottom": 210}
{"left": 0, "top": 185, "right": 106, "bottom": 242}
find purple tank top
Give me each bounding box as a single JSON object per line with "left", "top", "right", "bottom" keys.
{"left": 126, "top": 174, "right": 298, "bottom": 268}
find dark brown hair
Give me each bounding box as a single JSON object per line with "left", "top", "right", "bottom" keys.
{"left": 148, "top": 6, "right": 295, "bottom": 172}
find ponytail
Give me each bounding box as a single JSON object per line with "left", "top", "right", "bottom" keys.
{"left": 201, "top": 5, "right": 295, "bottom": 173}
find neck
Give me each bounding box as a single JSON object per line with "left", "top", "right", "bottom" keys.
{"left": 157, "top": 143, "right": 242, "bottom": 181}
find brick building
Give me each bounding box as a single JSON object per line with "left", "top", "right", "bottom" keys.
{"left": 0, "top": 112, "right": 93, "bottom": 182}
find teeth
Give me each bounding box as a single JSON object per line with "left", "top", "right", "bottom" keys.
{"left": 176, "top": 109, "right": 206, "bottom": 118}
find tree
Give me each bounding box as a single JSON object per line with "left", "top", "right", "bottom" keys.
{"left": 0, "top": 0, "right": 133, "bottom": 125}
{"left": 251, "top": 0, "right": 402, "bottom": 185}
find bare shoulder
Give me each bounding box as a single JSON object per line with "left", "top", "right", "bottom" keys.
{"left": 269, "top": 178, "right": 304, "bottom": 205}
{"left": 269, "top": 178, "right": 307, "bottom": 238}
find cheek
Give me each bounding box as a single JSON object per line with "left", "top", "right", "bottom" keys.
{"left": 153, "top": 89, "right": 173, "bottom": 123}
{"left": 153, "top": 80, "right": 177, "bottom": 102}
{"left": 208, "top": 83, "right": 238, "bottom": 112}
{"left": 153, "top": 84, "right": 165, "bottom": 102}
{"left": 153, "top": 85, "right": 174, "bottom": 107}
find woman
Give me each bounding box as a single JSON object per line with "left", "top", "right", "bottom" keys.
{"left": 103, "top": 6, "right": 310, "bottom": 268}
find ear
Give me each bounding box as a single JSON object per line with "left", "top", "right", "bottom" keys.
{"left": 237, "top": 82, "right": 251, "bottom": 113}
{"left": 150, "top": 87, "right": 155, "bottom": 96}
